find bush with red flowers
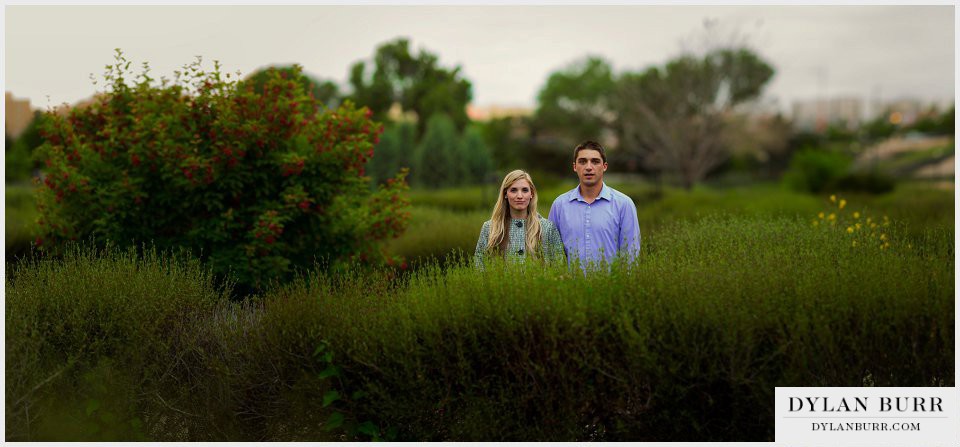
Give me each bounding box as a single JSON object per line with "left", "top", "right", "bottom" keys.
{"left": 35, "top": 50, "right": 410, "bottom": 291}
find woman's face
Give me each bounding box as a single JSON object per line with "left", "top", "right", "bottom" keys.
{"left": 505, "top": 178, "right": 533, "bottom": 214}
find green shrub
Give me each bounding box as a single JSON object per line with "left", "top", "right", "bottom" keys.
{"left": 782, "top": 148, "right": 852, "bottom": 193}
{"left": 367, "top": 122, "right": 416, "bottom": 186}
{"left": 5, "top": 184, "right": 40, "bottom": 259}
{"left": 6, "top": 139, "right": 35, "bottom": 183}
{"left": 5, "top": 244, "right": 227, "bottom": 441}
{"left": 411, "top": 114, "right": 462, "bottom": 188}
{"left": 33, "top": 51, "right": 409, "bottom": 291}
{"left": 834, "top": 170, "right": 896, "bottom": 194}
{"left": 6, "top": 215, "right": 953, "bottom": 441}
{"left": 384, "top": 205, "right": 488, "bottom": 267}
{"left": 321, "top": 216, "right": 953, "bottom": 441}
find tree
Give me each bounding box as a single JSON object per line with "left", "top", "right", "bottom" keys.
{"left": 36, "top": 52, "right": 409, "bottom": 292}
{"left": 534, "top": 56, "right": 617, "bottom": 148}
{"left": 368, "top": 121, "right": 416, "bottom": 186}
{"left": 348, "top": 38, "right": 472, "bottom": 137}
{"left": 460, "top": 125, "right": 493, "bottom": 184}
{"left": 615, "top": 48, "right": 775, "bottom": 189}
{"left": 412, "top": 114, "right": 461, "bottom": 188}
{"left": 245, "top": 65, "right": 341, "bottom": 110}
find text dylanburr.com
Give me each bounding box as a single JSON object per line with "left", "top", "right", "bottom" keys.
{"left": 775, "top": 387, "right": 958, "bottom": 446}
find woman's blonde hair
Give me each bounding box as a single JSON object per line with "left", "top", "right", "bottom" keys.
{"left": 487, "top": 170, "right": 542, "bottom": 258}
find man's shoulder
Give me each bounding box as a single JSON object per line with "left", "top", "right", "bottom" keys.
{"left": 604, "top": 184, "right": 637, "bottom": 209}
{"left": 551, "top": 186, "right": 578, "bottom": 205}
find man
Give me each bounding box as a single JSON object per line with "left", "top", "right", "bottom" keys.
{"left": 548, "top": 140, "right": 641, "bottom": 267}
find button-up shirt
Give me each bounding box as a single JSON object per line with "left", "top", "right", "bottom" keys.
{"left": 548, "top": 182, "right": 641, "bottom": 267}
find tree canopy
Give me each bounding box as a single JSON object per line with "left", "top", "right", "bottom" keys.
{"left": 348, "top": 38, "right": 472, "bottom": 137}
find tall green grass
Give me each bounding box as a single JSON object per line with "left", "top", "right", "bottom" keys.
{"left": 294, "top": 215, "right": 955, "bottom": 441}
{"left": 6, "top": 206, "right": 954, "bottom": 441}
{"left": 6, "top": 244, "right": 226, "bottom": 441}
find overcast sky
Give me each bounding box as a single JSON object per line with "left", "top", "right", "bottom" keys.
{"left": 4, "top": 5, "right": 955, "bottom": 114}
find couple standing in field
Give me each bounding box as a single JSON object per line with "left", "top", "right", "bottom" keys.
{"left": 474, "top": 140, "right": 641, "bottom": 269}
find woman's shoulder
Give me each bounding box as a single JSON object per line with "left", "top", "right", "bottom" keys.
{"left": 538, "top": 215, "right": 557, "bottom": 231}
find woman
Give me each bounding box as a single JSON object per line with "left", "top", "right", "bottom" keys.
{"left": 474, "top": 170, "right": 565, "bottom": 268}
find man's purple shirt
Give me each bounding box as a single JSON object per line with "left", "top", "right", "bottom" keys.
{"left": 547, "top": 182, "right": 641, "bottom": 266}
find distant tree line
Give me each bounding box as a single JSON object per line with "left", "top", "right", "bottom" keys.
{"left": 7, "top": 34, "right": 954, "bottom": 191}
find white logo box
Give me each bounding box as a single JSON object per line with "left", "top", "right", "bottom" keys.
{"left": 775, "top": 387, "right": 958, "bottom": 446}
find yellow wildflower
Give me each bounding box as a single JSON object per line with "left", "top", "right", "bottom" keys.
{"left": 839, "top": 199, "right": 847, "bottom": 210}
{"left": 852, "top": 240, "right": 857, "bottom": 247}
{"left": 855, "top": 223, "right": 862, "bottom": 230}
{"left": 830, "top": 194, "right": 836, "bottom": 203}
{"left": 880, "top": 234, "right": 887, "bottom": 241}
{"left": 828, "top": 213, "right": 836, "bottom": 221}
{"left": 846, "top": 226, "right": 854, "bottom": 233}
{"left": 870, "top": 223, "right": 877, "bottom": 229}
{"left": 818, "top": 212, "right": 825, "bottom": 219}
{"left": 853, "top": 212, "right": 860, "bottom": 219}
{"left": 812, "top": 220, "right": 819, "bottom": 227}
{"left": 882, "top": 242, "right": 890, "bottom": 250}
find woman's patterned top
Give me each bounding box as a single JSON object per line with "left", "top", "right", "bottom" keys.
{"left": 473, "top": 215, "right": 565, "bottom": 269}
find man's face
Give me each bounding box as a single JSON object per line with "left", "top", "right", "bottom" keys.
{"left": 573, "top": 149, "right": 607, "bottom": 187}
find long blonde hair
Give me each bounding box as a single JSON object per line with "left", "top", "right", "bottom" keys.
{"left": 487, "top": 170, "right": 543, "bottom": 258}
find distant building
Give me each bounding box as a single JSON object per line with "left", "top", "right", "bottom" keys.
{"left": 466, "top": 104, "right": 533, "bottom": 122}
{"left": 791, "top": 97, "right": 863, "bottom": 131}
{"left": 5, "top": 92, "right": 33, "bottom": 138}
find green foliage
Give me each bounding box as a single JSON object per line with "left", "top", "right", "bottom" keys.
{"left": 384, "top": 205, "right": 488, "bottom": 268}
{"left": 327, "top": 216, "right": 953, "bottom": 440}
{"left": 860, "top": 113, "right": 897, "bottom": 141}
{"left": 5, "top": 244, "right": 225, "bottom": 441}
{"left": 616, "top": 48, "right": 776, "bottom": 188}
{"left": 368, "top": 122, "right": 416, "bottom": 186}
{"left": 6, "top": 112, "right": 46, "bottom": 182}
{"left": 7, "top": 208, "right": 953, "bottom": 440}
{"left": 534, "top": 56, "right": 616, "bottom": 147}
{"left": 412, "top": 114, "right": 462, "bottom": 188}
{"left": 33, "top": 51, "right": 409, "bottom": 291}
{"left": 244, "top": 65, "right": 341, "bottom": 110}
{"left": 348, "top": 38, "right": 472, "bottom": 137}
{"left": 6, "top": 138, "right": 35, "bottom": 182}
{"left": 782, "top": 148, "right": 853, "bottom": 193}
{"left": 834, "top": 171, "right": 896, "bottom": 194}
{"left": 477, "top": 116, "right": 527, "bottom": 169}
{"left": 6, "top": 184, "right": 40, "bottom": 259}
{"left": 460, "top": 125, "right": 493, "bottom": 184}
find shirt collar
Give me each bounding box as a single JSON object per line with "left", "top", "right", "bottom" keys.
{"left": 569, "top": 182, "right": 611, "bottom": 203}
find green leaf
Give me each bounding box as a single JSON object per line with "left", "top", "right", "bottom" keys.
{"left": 357, "top": 421, "right": 379, "bottom": 438}
{"left": 313, "top": 344, "right": 326, "bottom": 357}
{"left": 318, "top": 365, "right": 340, "bottom": 379}
{"left": 323, "top": 411, "right": 344, "bottom": 431}
{"left": 322, "top": 390, "right": 341, "bottom": 407}
{"left": 351, "top": 390, "right": 368, "bottom": 400}
{"left": 85, "top": 399, "right": 101, "bottom": 416}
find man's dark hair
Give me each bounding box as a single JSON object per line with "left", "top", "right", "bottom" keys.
{"left": 573, "top": 140, "right": 606, "bottom": 163}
